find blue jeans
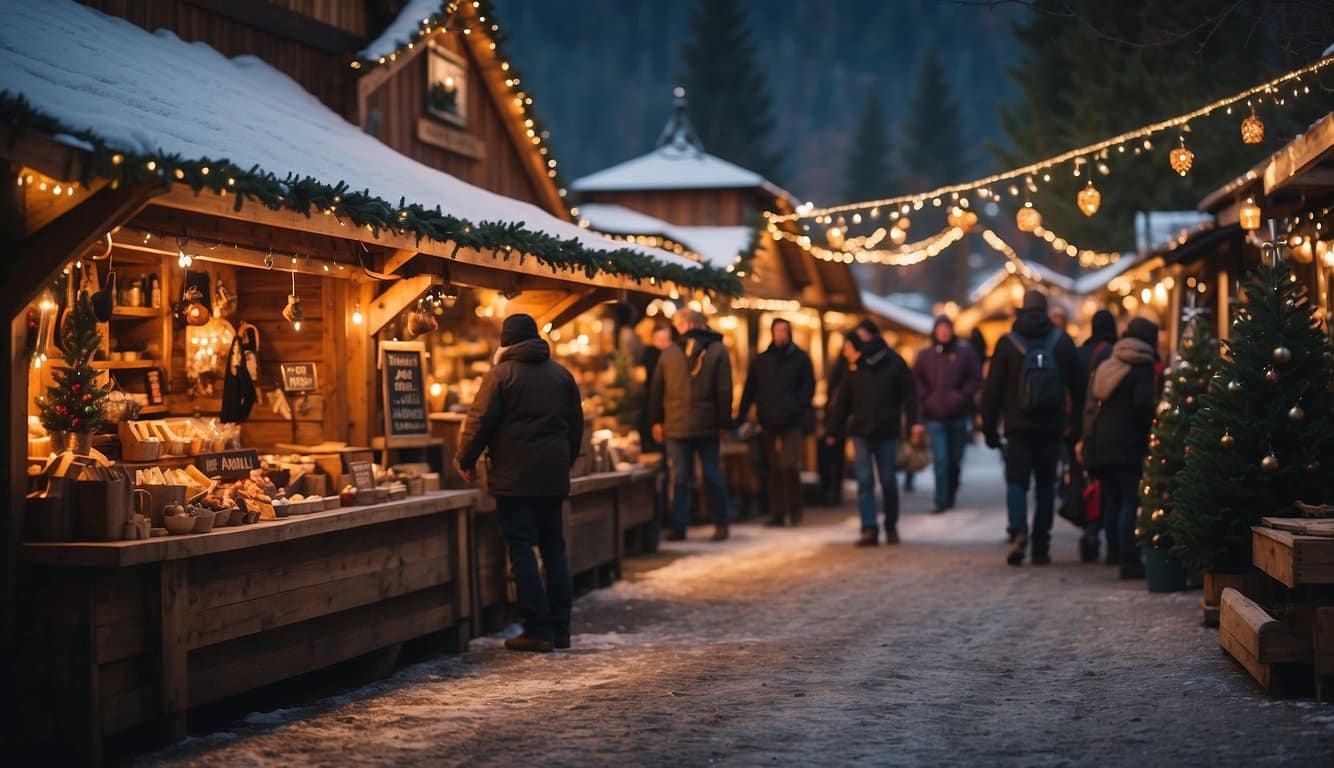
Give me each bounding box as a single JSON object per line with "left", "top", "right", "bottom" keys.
{"left": 1003, "top": 431, "right": 1059, "bottom": 545}
{"left": 497, "top": 496, "right": 572, "bottom": 642}
{"left": 851, "top": 436, "right": 899, "bottom": 531}
{"left": 667, "top": 436, "right": 731, "bottom": 533}
{"left": 926, "top": 417, "right": 971, "bottom": 509}
{"left": 1096, "top": 468, "right": 1140, "bottom": 561}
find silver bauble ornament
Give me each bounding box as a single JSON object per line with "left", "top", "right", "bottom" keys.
{"left": 1288, "top": 405, "right": 1306, "bottom": 423}
{"left": 1272, "top": 346, "right": 1292, "bottom": 365}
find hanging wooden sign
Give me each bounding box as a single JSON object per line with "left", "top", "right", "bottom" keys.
{"left": 279, "top": 361, "right": 319, "bottom": 393}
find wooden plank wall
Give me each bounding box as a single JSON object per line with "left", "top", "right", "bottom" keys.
{"left": 79, "top": 0, "right": 353, "bottom": 116}
{"left": 581, "top": 189, "right": 756, "bottom": 227}
{"left": 364, "top": 34, "right": 548, "bottom": 207}
{"left": 269, "top": 0, "right": 370, "bottom": 36}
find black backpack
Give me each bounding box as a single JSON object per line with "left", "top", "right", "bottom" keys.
{"left": 1007, "top": 328, "right": 1065, "bottom": 415}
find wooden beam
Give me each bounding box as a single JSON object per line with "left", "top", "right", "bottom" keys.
{"left": 182, "top": 0, "right": 366, "bottom": 54}
{"left": 380, "top": 248, "right": 419, "bottom": 275}
{"left": 368, "top": 274, "right": 440, "bottom": 335}
{"left": 505, "top": 288, "right": 614, "bottom": 331}
{"left": 0, "top": 126, "right": 90, "bottom": 185}
{"left": 1264, "top": 112, "right": 1334, "bottom": 196}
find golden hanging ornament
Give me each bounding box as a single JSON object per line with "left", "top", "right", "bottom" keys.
{"left": 1169, "top": 137, "right": 1194, "bottom": 176}
{"left": 1151, "top": 508, "right": 1166, "bottom": 523}
{"left": 1261, "top": 453, "right": 1280, "bottom": 472}
{"left": 1077, "top": 181, "right": 1101, "bottom": 217}
{"left": 1240, "top": 107, "right": 1264, "bottom": 144}
{"left": 1220, "top": 430, "right": 1235, "bottom": 449}
{"left": 1016, "top": 204, "right": 1041, "bottom": 233}
{"left": 1239, "top": 198, "right": 1261, "bottom": 231}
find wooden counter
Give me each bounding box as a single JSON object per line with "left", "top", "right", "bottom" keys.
{"left": 618, "top": 465, "right": 662, "bottom": 555}
{"left": 17, "top": 491, "right": 479, "bottom": 764}
{"left": 566, "top": 471, "right": 628, "bottom": 588}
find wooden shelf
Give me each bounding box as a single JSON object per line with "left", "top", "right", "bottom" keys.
{"left": 92, "top": 360, "right": 157, "bottom": 370}
{"left": 110, "top": 306, "right": 160, "bottom": 319}
{"left": 138, "top": 404, "right": 169, "bottom": 415}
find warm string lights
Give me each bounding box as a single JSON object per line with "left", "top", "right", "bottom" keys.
{"left": 1029, "top": 224, "right": 1122, "bottom": 268}
{"left": 769, "top": 55, "right": 1333, "bottom": 226}
{"left": 980, "top": 229, "right": 1045, "bottom": 284}
{"left": 767, "top": 220, "right": 965, "bottom": 265}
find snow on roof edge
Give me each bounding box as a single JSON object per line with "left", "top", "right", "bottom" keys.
{"left": 858, "top": 291, "right": 935, "bottom": 335}
{"left": 359, "top": 0, "right": 443, "bottom": 61}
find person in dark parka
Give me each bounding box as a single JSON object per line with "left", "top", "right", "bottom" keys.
{"left": 736, "top": 317, "right": 815, "bottom": 527}
{"left": 827, "top": 319, "right": 920, "bottom": 546}
{"left": 458, "top": 313, "right": 583, "bottom": 653}
{"left": 980, "top": 289, "right": 1080, "bottom": 566}
{"left": 1081, "top": 317, "right": 1160, "bottom": 580}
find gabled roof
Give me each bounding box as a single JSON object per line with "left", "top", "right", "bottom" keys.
{"left": 0, "top": 0, "right": 731, "bottom": 290}
{"left": 579, "top": 203, "right": 753, "bottom": 269}
{"left": 572, "top": 89, "right": 790, "bottom": 199}
{"left": 858, "top": 291, "right": 935, "bottom": 336}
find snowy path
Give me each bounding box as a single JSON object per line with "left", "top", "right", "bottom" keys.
{"left": 140, "top": 448, "right": 1334, "bottom": 766}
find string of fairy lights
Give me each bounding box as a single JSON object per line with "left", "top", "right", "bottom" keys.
{"left": 765, "top": 54, "right": 1334, "bottom": 270}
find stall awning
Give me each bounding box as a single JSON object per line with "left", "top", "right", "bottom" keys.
{"left": 0, "top": 0, "right": 736, "bottom": 294}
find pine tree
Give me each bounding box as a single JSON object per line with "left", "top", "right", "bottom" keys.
{"left": 681, "top": 0, "right": 783, "bottom": 181}
{"left": 843, "top": 88, "right": 896, "bottom": 204}
{"left": 39, "top": 290, "right": 110, "bottom": 436}
{"left": 901, "top": 43, "right": 968, "bottom": 301}
{"left": 1169, "top": 256, "right": 1334, "bottom": 575}
{"left": 1137, "top": 310, "right": 1217, "bottom": 552}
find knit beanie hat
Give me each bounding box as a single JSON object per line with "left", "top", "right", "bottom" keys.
{"left": 1022, "top": 289, "right": 1049, "bottom": 312}
{"left": 500, "top": 313, "right": 540, "bottom": 347}
{"left": 1125, "top": 317, "right": 1160, "bottom": 346}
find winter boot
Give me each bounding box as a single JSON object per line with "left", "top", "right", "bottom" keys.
{"left": 884, "top": 527, "right": 901, "bottom": 545}
{"left": 1007, "top": 534, "right": 1028, "bottom": 566}
{"left": 1079, "top": 534, "right": 1100, "bottom": 564}
{"left": 553, "top": 630, "right": 571, "bottom": 651}
{"left": 504, "top": 633, "right": 553, "bottom": 653}
{"left": 1031, "top": 541, "right": 1051, "bottom": 566}
{"left": 710, "top": 525, "right": 730, "bottom": 542}
{"left": 856, "top": 528, "right": 879, "bottom": 547}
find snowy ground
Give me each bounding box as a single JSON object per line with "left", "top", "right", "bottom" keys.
{"left": 139, "top": 447, "right": 1334, "bottom": 767}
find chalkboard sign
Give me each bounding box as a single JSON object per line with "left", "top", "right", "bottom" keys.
{"left": 379, "top": 340, "right": 429, "bottom": 439}
{"left": 196, "top": 449, "right": 261, "bottom": 480}
{"left": 348, "top": 460, "right": 375, "bottom": 491}
{"left": 279, "top": 362, "right": 319, "bottom": 393}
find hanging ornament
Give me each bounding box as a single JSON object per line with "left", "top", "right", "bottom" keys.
{"left": 1151, "top": 508, "right": 1166, "bottom": 523}
{"left": 1226, "top": 379, "right": 1242, "bottom": 394}
{"left": 1239, "top": 198, "right": 1262, "bottom": 231}
{"left": 1151, "top": 533, "right": 1164, "bottom": 548}
{"left": 1260, "top": 452, "right": 1280, "bottom": 472}
{"left": 406, "top": 299, "right": 438, "bottom": 337}
{"left": 1016, "top": 203, "right": 1041, "bottom": 233}
{"left": 1169, "top": 136, "right": 1194, "bottom": 176}
{"left": 1264, "top": 366, "right": 1280, "bottom": 383}
{"left": 1077, "top": 181, "right": 1101, "bottom": 216}
{"left": 1220, "top": 430, "right": 1235, "bottom": 449}
{"left": 281, "top": 270, "right": 303, "bottom": 331}
{"left": 1272, "top": 346, "right": 1292, "bottom": 365}
{"left": 1240, "top": 106, "right": 1264, "bottom": 144}
{"left": 1290, "top": 234, "right": 1314, "bottom": 264}
{"left": 1307, "top": 460, "right": 1322, "bottom": 474}
{"left": 1288, "top": 405, "right": 1306, "bottom": 424}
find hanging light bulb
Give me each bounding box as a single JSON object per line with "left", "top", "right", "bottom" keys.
{"left": 889, "top": 226, "right": 907, "bottom": 245}
{"left": 1077, "top": 180, "right": 1101, "bottom": 216}
{"left": 1016, "top": 202, "right": 1041, "bottom": 233}
{"left": 1239, "top": 197, "right": 1262, "bottom": 231}
{"left": 177, "top": 248, "right": 192, "bottom": 268}
{"left": 351, "top": 302, "right": 364, "bottom": 325}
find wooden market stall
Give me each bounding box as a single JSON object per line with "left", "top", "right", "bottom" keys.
{"left": 1, "top": 1, "right": 727, "bottom": 762}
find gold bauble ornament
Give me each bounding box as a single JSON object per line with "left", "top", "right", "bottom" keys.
{"left": 1220, "top": 431, "right": 1235, "bottom": 449}
{"left": 1288, "top": 405, "right": 1306, "bottom": 423}
{"left": 1261, "top": 453, "right": 1280, "bottom": 472}
{"left": 1016, "top": 205, "right": 1041, "bottom": 233}
{"left": 1169, "top": 141, "right": 1194, "bottom": 176}
{"left": 1077, "top": 181, "right": 1101, "bottom": 217}
{"left": 1240, "top": 109, "right": 1264, "bottom": 144}
{"left": 1272, "top": 346, "right": 1292, "bottom": 365}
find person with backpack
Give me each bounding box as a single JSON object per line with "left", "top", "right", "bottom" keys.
{"left": 1079, "top": 317, "right": 1160, "bottom": 580}
{"left": 826, "top": 319, "right": 921, "bottom": 546}
{"left": 1073, "top": 309, "right": 1118, "bottom": 563}
{"left": 980, "top": 290, "right": 1080, "bottom": 566}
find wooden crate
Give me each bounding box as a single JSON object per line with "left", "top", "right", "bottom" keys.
{"left": 1218, "top": 588, "right": 1312, "bottom": 695}
{"left": 1253, "top": 523, "right": 1334, "bottom": 588}
{"left": 1202, "top": 571, "right": 1262, "bottom": 627}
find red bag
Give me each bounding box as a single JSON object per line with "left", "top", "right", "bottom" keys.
{"left": 1083, "top": 479, "right": 1102, "bottom": 524}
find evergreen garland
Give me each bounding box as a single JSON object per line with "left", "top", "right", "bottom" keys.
{"left": 38, "top": 291, "right": 110, "bottom": 435}
{"left": 1136, "top": 311, "right": 1216, "bottom": 552}
{"left": 1168, "top": 256, "right": 1334, "bottom": 574}
{"left": 0, "top": 93, "right": 740, "bottom": 296}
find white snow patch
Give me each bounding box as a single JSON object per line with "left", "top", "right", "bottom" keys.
{"left": 859, "top": 290, "right": 936, "bottom": 335}
{"left": 579, "top": 203, "right": 754, "bottom": 267}
{"left": 572, "top": 142, "right": 783, "bottom": 196}
{"left": 357, "top": 0, "right": 442, "bottom": 61}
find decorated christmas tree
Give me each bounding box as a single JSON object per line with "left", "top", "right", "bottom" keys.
{"left": 38, "top": 290, "right": 110, "bottom": 437}
{"left": 604, "top": 343, "right": 640, "bottom": 430}
{"left": 1137, "top": 307, "right": 1217, "bottom": 553}
{"left": 1169, "top": 249, "right": 1334, "bottom": 575}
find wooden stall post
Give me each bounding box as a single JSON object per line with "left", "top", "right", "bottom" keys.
{"left": 156, "top": 560, "right": 188, "bottom": 742}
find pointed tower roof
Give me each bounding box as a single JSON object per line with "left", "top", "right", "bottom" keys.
{"left": 573, "top": 88, "right": 787, "bottom": 196}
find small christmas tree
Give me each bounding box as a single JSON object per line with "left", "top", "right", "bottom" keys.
{"left": 604, "top": 343, "right": 639, "bottom": 430}
{"left": 1137, "top": 308, "right": 1217, "bottom": 553}
{"left": 38, "top": 290, "right": 110, "bottom": 436}
{"left": 1169, "top": 251, "right": 1334, "bottom": 574}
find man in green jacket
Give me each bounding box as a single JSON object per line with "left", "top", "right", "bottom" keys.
{"left": 649, "top": 308, "right": 733, "bottom": 542}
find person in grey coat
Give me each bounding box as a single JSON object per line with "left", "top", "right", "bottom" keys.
{"left": 649, "top": 308, "right": 733, "bottom": 542}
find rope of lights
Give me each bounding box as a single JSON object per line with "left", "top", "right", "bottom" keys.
{"left": 1028, "top": 224, "right": 1123, "bottom": 268}
{"left": 770, "top": 55, "right": 1334, "bottom": 224}
{"left": 768, "top": 221, "right": 965, "bottom": 265}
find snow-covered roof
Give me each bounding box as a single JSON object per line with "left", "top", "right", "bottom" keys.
{"left": 1072, "top": 254, "right": 1142, "bottom": 295}
{"left": 1134, "top": 211, "right": 1214, "bottom": 254}
{"left": 859, "top": 291, "right": 935, "bottom": 335}
{"left": 1, "top": 0, "right": 701, "bottom": 274}
{"left": 579, "top": 203, "right": 754, "bottom": 269}
{"left": 968, "top": 261, "right": 1076, "bottom": 305}
{"left": 358, "top": 0, "right": 442, "bottom": 61}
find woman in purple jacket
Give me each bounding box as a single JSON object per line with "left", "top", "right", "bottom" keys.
{"left": 913, "top": 315, "right": 983, "bottom": 514}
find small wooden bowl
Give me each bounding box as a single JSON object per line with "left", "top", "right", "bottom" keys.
{"left": 163, "top": 515, "right": 194, "bottom": 535}
{"left": 191, "top": 514, "right": 214, "bottom": 533}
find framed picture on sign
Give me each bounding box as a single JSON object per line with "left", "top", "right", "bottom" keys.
{"left": 427, "top": 42, "right": 467, "bottom": 127}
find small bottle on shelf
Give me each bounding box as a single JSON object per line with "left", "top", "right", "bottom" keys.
{"left": 149, "top": 273, "right": 161, "bottom": 308}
